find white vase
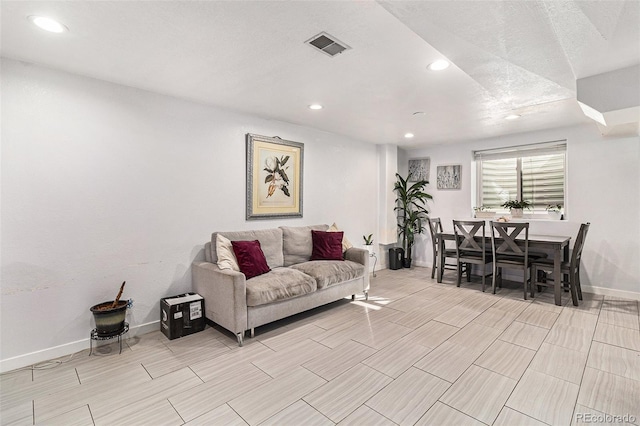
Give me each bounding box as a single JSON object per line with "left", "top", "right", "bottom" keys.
{"left": 547, "top": 211, "right": 562, "bottom": 220}
{"left": 510, "top": 208, "right": 523, "bottom": 218}
{"left": 364, "top": 245, "right": 373, "bottom": 254}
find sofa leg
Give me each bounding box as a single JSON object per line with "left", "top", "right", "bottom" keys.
{"left": 250, "top": 328, "right": 255, "bottom": 338}
{"left": 236, "top": 332, "right": 244, "bottom": 347}
{"left": 364, "top": 291, "right": 369, "bottom": 301}
{"left": 351, "top": 294, "right": 356, "bottom": 301}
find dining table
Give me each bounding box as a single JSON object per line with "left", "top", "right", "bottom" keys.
{"left": 436, "top": 231, "right": 571, "bottom": 306}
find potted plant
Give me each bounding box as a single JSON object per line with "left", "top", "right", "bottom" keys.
{"left": 501, "top": 199, "right": 531, "bottom": 218}
{"left": 546, "top": 204, "right": 563, "bottom": 220}
{"left": 473, "top": 206, "right": 495, "bottom": 219}
{"left": 90, "top": 281, "right": 129, "bottom": 337}
{"left": 363, "top": 234, "right": 374, "bottom": 254}
{"left": 394, "top": 172, "right": 432, "bottom": 268}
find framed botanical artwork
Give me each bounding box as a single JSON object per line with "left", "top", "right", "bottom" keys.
{"left": 408, "top": 158, "right": 430, "bottom": 182}
{"left": 436, "top": 164, "right": 462, "bottom": 190}
{"left": 246, "top": 134, "right": 304, "bottom": 220}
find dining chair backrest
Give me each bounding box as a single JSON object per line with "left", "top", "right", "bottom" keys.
{"left": 571, "top": 222, "right": 590, "bottom": 269}
{"left": 453, "top": 220, "right": 487, "bottom": 254}
{"left": 428, "top": 218, "right": 444, "bottom": 251}
{"left": 491, "top": 221, "right": 529, "bottom": 260}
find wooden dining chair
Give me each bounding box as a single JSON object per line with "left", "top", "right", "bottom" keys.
{"left": 491, "top": 221, "right": 531, "bottom": 299}
{"left": 428, "top": 217, "right": 462, "bottom": 281}
{"left": 453, "top": 220, "right": 493, "bottom": 291}
{"left": 531, "top": 223, "right": 590, "bottom": 306}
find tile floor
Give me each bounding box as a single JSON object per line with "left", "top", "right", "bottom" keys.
{"left": 1, "top": 267, "right": 639, "bottom": 426}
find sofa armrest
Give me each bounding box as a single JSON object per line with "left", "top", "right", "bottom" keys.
{"left": 192, "top": 261, "right": 248, "bottom": 335}
{"left": 345, "top": 247, "right": 368, "bottom": 265}
{"left": 344, "top": 247, "right": 371, "bottom": 292}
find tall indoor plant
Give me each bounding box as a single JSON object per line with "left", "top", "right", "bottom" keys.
{"left": 394, "top": 173, "right": 432, "bottom": 268}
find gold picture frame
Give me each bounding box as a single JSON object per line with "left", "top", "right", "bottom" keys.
{"left": 246, "top": 133, "right": 304, "bottom": 220}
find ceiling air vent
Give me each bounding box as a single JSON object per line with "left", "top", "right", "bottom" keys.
{"left": 306, "top": 32, "right": 351, "bottom": 57}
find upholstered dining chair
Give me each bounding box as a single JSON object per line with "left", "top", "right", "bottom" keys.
{"left": 490, "top": 221, "right": 531, "bottom": 299}
{"left": 531, "top": 222, "right": 590, "bottom": 306}
{"left": 453, "top": 220, "right": 493, "bottom": 291}
{"left": 428, "top": 217, "right": 463, "bottom": 281}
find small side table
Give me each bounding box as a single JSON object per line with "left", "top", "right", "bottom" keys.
{"left": 370, "top": 252, "right": 377, "bottom": 277}
{"left": 89, "top": 322, "right": 129, "bottom": 356}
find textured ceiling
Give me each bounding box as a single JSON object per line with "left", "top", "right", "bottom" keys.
{"left": 1, "top": 1, "right": 638, "bottom": 147}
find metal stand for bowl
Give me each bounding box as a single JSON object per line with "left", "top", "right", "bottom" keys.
{"left": 89, "top": 322, "right": 129, "bottom": 356}
{"left": 370, "top": 252, "right": 377, "bottom": 277}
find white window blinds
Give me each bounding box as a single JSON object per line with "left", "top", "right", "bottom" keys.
{"left": 474, "top": 141, "right": 566, "bottom": 210}
{"left": 522, "top": 154, "right": 565, "bottom": 208}
{"left": 479, "top": 158, "right": 517, "bottom": 209}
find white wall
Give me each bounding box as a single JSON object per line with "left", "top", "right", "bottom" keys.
{"left": 0, "top": 59, "right": 378, "bottom": 369}
{"left": 405, "top": 124, "right": 640, "bottom": 297}
{"left": 377, "top": 144, "right": 398, "bottom": 245}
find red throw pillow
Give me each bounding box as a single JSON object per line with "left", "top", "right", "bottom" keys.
{"left": 311, "top": 230, "right": 344, "bottom": 261}
{"left": 231, "top": 240, "right": 271, "bottom": 279}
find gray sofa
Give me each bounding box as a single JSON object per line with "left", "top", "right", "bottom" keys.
{"left": 192, "top": 224, "right": 370, "bottom": 345}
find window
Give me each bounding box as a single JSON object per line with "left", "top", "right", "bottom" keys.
{"left": 474, "top": 141, "right": 566, "bottom": 212}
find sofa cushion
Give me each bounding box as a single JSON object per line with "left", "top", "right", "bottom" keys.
{"left": 290, "top": 260, "right": 365, "bottom": 289}
{"left": 216, "top": 234, "right": 240, "bottom": 271}
{"left": 212, "top": 228, "right": 284, "bottom": 269}
{"left": 232, "top": 240, "right": 271, "bottom": 279}
{"left": 204, "top": 242, "right": 213, "bottom": 262}
{"left": 328, "top": 222, "right": 354, "bottom": 252}
{"left": 311, "top": 230, "right": 344, "bottom": 261}
{"left": 281, "top": 224, "right": 329, "bottom": 266}
{"left": 246, "top": 268, "right": 317, "bottom": 307}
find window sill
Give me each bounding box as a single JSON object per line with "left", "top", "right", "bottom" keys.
{"left": 473, "top": 213, "right": 565, "bottom": 221}
{"left": 509, "top": 217, "right": 565, "bottom": 222}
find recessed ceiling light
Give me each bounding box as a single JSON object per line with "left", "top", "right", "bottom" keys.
{"left": 28, "top": 16, "right": 68, "bottom": 33}
{"left": 505, "top": 114, "right": 521, "bottom": 120}
{"left": 428, "top": 60, "right": 450, "bottom": 71}
{"left": 309, "top": 104, "right": 323, "bottom": 110}
{"left": 404, "top": 133, "right": 415, "bottom": 138}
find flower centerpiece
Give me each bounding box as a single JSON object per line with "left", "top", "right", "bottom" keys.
{"left": 473, "top": 205, "right": 495, "bottom": 219}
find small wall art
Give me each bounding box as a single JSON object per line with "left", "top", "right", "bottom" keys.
{"left": 408, "top": 158, "right": 430, "bottom": 182}
{"left": 436, "top": 164, "right": 461, "bottom": 190}
{"left": 246, "top": 133, "right": 303, "bottom": 219}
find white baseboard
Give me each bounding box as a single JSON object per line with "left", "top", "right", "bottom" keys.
{"left": 581, "top": 285, "right": 640, "bottom": 301}
{"left": 0, "top": 321, "right": 160, "bottom": 374}
{"left": 381, "top": 263, "right": 639, "bottom": 301}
